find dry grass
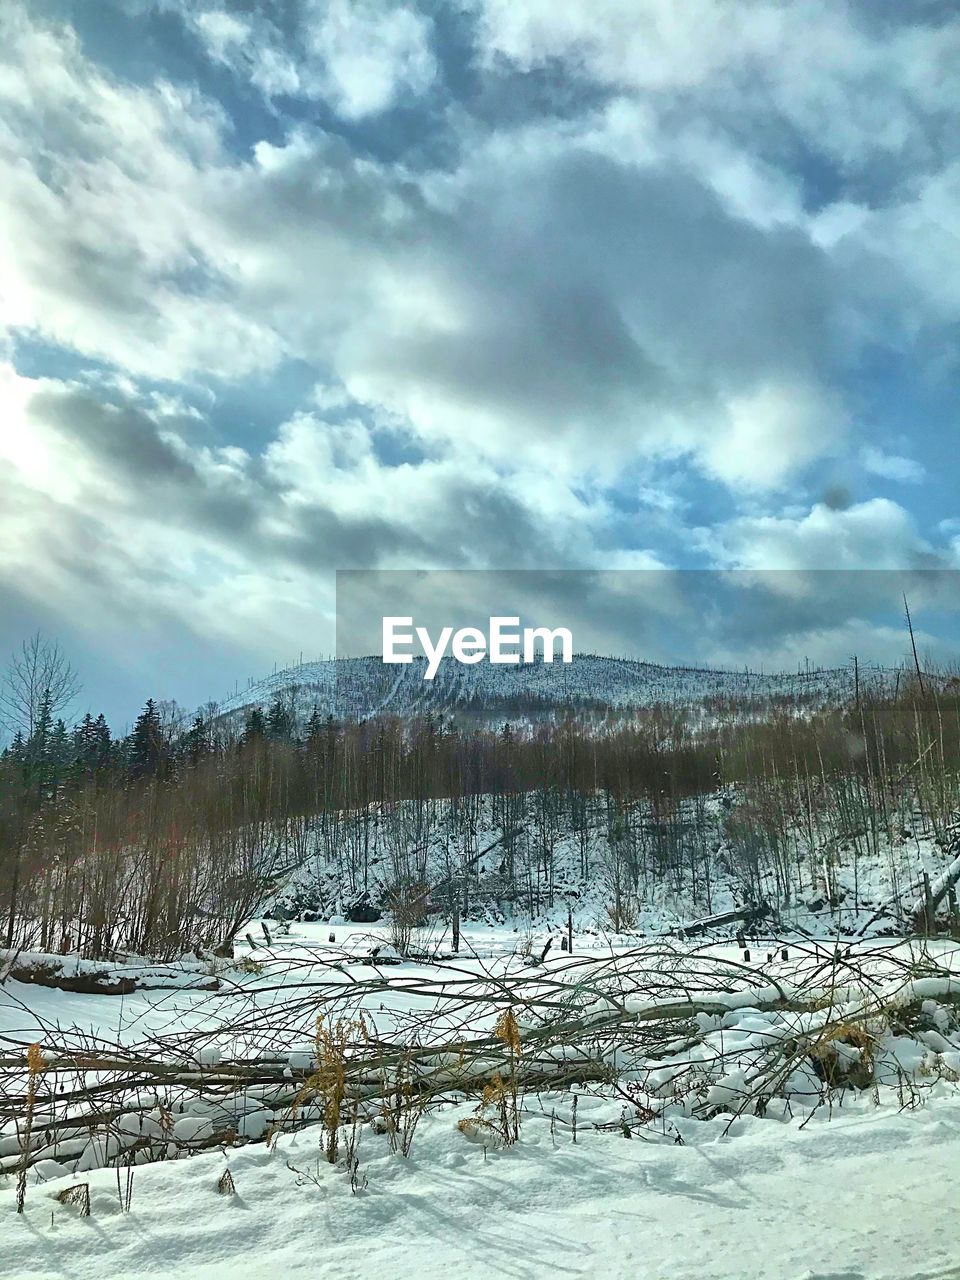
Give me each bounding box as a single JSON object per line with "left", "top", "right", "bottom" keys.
{"left": 808, "top": 1022, "right": 877, "bottom": 1089}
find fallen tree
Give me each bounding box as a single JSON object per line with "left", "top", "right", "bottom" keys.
{"left": 2, "top": 938, "right": 959, "bottom": 1193}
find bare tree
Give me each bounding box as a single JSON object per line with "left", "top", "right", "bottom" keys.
{"left": 1, "top": 631, "right": 81, "bottom": 737}
{"left": 903, "top": 594, "right": 926, "bottom": 696}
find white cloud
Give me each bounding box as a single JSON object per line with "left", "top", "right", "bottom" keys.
{"left": 705, "top": 497, "right": 937, "bottom": 571}
{"left": 187, "top": 0, "right": 437, "bottom": 117}
{"left": 840, "top": 161, "right": 960, "bottom": 341}
{"left": 0, "top": 362, "right": 630, "bottom": 668}
{"left": 194, "top": 9, "right": 249, "bottom": 57}
{"left": 195, "top": 10, "right": 302, "bottom": 96}
{"left": 1, "top": 0, "right": 956, "bottom": 712}
{"left": 703, "top": 618, "right": 938, "bottom": 675}
{"left": 0, "top": 0, "right": 951, "bottom": 636}
{"left": 702, "top": 380, "right": 845, "bottom": 489}
{"left": 473, "top": 0, "right": 960, "bottom": 174}
{"left": 0, "top": 6, "right": 282, "bottom": 380}
{"left": 860, "top": 445, "right": 926, "bottom": 484}
{"left": 304, "top": 0, "right": 437, "bottom": 119}
{"left": 0, "top": 10, "right": 850, "bottom": 492}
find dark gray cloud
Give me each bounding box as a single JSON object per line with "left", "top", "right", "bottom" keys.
{"left": 34, "top": 388, "right": 199, "bottom": 483}
{"left": 336, "top": 567, "right": 960, "bottom": 671}
{"left": 24, "top": 383, "right": 434, "bottom": 567}
{"left": 362, "top": 153, "right": 835, "bottom": 443}
{"left": 4, "top": 373, "right": 587, "bottom": 664}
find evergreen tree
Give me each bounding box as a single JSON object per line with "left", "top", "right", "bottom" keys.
{"left": 129, "top": 699, "right": 166, "bottom": 777}
{"left": 71, "top": 714, "right": 94, "bottom": 781}
{"left": 23, "top": 687, "right": 54, "bottom": 794}
{"left": 241, "top": 707, "right": 267, "bottom": 746}
{"left": 47, "top": 717, "right": 72, "bottom": 782}
{"left": 184, "top": 713, "right": 209, "bottom": 765}
{"left": 72, "top": 712, "right": 114, "bottom": 779}
{"left": 305, "top": 704, "right": 324, "bottom": 743}
{"left": 73, "top": 712, "right": 94, "bottom": 751}
{"left": 266, "top": 695, "right": 294, "bottom": 741}
{"left": 92, "top": 714, "right": 112, "bottom": 768}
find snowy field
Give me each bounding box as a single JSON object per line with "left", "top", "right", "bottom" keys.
{"left": 3, "top": 923, "right": 960, "bottom": 1279}
{"left": 2, "top": 1079, "right": 959, "bottom": 1280}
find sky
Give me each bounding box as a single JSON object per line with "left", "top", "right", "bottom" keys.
{"left": 1, "top": 0, "right": 959, "bottom": 728}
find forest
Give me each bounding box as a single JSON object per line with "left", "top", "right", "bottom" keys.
{"left": 2, "top": 632, "right": 959, "bottom": 960}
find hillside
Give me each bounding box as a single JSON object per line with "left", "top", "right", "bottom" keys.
{"left": 212, "top": 653, "right": 902, "bottom": 730}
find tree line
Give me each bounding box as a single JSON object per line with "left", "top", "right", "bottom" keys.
{"left": 3, "top": 633, "right": 960, "bottom": 960}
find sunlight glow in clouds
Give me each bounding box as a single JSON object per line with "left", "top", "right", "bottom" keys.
{"left": 0, "top": 0, "right": 958, "bottom": 714}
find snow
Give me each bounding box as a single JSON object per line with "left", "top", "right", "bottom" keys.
{"left": 0, "top": 948, "right": 227, "bottom": 991}
{"left": 266, "top": 787, "right": 960, "bottom": 944}
{"left": 2, "top": 1090, "right": 960, "bottom": 1279}
{"left": 905, "top": 848, "right": 960, "bottom": 919}
{"left": 213, "top": 652, "right": 900, "bottom": 731}
{"left": 3, "top": 924, "right": 960, "bottom": 1277}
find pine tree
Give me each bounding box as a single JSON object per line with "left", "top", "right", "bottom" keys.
{"left": 23, "top": 688, "right": 54, "bottom": 795}
{"left": 266, "top": 695, "right": 293, "bottom": 741}
{"left": 242, "top": 707, "right": 267, "bottom": 746}
{"left": 305, "top": 704, "right": 324, "bottom": 743}
{"left": 73, "top": 712, "right": 112, "bottom": 777}
{"left": 128, "top": 699, "right": 166, "bottom": 777}
{"left": 184, "top": 713, "right": 209, "bottom": 765}
{"left": 73, "top": 713, "right": 94, "bottom": 752}
{"left": 47, "top": 718, "right": 71, "bottom": 784}
{"left": 72, "top": 715, "right": 91, "bottom": 782}
{"left": 92, "top": 714, "right": 112, "bottom": 769}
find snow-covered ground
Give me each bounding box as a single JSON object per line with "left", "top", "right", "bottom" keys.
{"left": 3, "top": 924, "right": 960, "bottom": 1279}
{"left": 3, "top": 1080, "right": 960, "bottom": 1280}
{"left": 272, "top": 786, "right": 960, "bottom": 942}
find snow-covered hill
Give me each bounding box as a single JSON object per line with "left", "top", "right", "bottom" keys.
{"left": 212, "top": 653, "right": 902, "bottom": 729}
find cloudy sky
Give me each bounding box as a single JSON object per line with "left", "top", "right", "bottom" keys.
{"left": 1, "top": 0, "right": 959, "bottom": 726}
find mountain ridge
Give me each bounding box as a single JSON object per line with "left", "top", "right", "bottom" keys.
{"left": 209, "top": 652, "right": 903, "bottom": 730}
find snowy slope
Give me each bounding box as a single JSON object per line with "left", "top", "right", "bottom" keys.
{"left": 212, "top": 653, "right": 902, "bottom": 729}
{"left": 268, "top": 788, "right": 960, "bottom": 940}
